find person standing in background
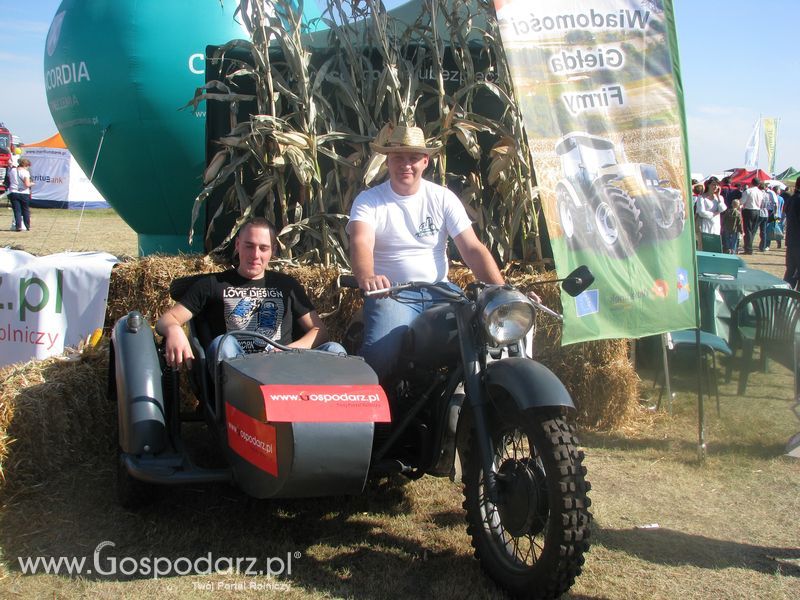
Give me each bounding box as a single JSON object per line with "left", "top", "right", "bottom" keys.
{"left": 783, "top": 178, "right": 800, "bottom": 288}
{"left": 695, "top": 177, "right": 725, "bottom": 235}
{"left": 760, "top": 182, "right": 777, "bottom": 251}
{"left": 771, "top": 184, "right": 785, "bottom": 249}
{"left": 8, "top": 157, "right": 32, "bottom": 232}
{"left": 721, "top": 198, "right": 744, "bottom": 255}
{"left": 740, "top": 178, "right": 765, "bottom": 254}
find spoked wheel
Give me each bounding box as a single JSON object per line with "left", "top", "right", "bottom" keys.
{"left": 463, "top": 409, "right": 591, "bottom": 599}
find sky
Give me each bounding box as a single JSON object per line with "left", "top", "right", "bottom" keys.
{"left": 1, "top": 0, "right": 797, "bottom": 177}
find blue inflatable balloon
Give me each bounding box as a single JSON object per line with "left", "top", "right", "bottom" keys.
{"left": 44, "top": 0, "right": 257, "bottom": 254}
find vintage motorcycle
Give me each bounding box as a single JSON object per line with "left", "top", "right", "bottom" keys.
{"left": 110, "top": 267, "right": 593, "bottom": 599}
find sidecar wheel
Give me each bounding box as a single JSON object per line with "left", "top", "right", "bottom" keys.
{"left": 116, "top": 448, "right": 157, "bottom": 509}
{"left": 462, "top": 409, "right": 591, "bottom": 599}
{"left": 114, "top": 397, "right": 157, "bottom": 509}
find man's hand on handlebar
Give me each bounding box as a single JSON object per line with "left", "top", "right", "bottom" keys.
{"left": 357, "top": 274, "right": 392, "bottom": 298}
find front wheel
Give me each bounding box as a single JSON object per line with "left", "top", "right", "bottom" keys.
{"left": 463, "top": 409, "right": 591, "bottom": 599}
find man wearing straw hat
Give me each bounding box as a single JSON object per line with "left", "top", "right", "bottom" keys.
{"left": 347, "top": 124, "right": 504, "bottom": 380}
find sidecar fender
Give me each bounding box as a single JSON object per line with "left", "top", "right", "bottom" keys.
{"left": 484, "top": 357, "right": 575, "bottom": 413}
{"left": 111, "top": 311, "right": 168, "bottom": 455}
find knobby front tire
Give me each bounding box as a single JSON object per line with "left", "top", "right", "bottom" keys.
{"left": 463, "top": 409, "right": 592, "bottom": 599}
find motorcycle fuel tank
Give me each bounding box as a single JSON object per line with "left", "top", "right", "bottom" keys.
{"left": 403, "top": 304, "right": 460, "bottom": 368}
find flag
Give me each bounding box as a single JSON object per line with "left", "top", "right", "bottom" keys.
{"left": 492, "top": 0, "right": 697, "bottom": 343}
{"left": 744, "top": 118, "right": 761, "bottom": 170}
{"left": 763, "top": 117, "right": 778, "bottom": 175}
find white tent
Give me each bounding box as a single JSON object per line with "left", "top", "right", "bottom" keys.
{"left": 24, "top": 134, "right": 109, "bottom": 209}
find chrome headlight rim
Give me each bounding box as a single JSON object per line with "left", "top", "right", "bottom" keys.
{"left": 478, "top": 286, "right": 536, "bottom": 346}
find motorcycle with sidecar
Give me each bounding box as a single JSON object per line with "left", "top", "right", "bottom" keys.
{"left": 110, "top": 267, "right": 594, "bottom": 599}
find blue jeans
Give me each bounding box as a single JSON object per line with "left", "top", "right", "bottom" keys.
{"left": 721, "top": 232, "right": 739, "bottom": 254}
{"left": 359, "top": 282, "right": 462, "bottom": 380}
{"left": 9, "top": 192, "right": 30, "bottom": 231}
{"left": 207, "top": 335, "right": 346, "bottom": 375}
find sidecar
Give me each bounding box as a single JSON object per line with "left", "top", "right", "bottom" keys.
{"left": 109, "top": 277, "right": 390, "bottom": 507}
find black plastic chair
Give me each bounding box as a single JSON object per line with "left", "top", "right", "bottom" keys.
{"left": 726, "top": 288, "right": 800, "bottom": 395}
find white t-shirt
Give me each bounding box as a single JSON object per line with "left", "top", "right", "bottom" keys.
{"left": 14, "top": 167, "right": 31, "bottom": 196}
{"left": 7, "top": 166, "right": 19, "bottom": 193}
{"left": 347, "top": 179, "right": 473, "bottom": 283}
{"left": 740, "top": 186, "right": 765, "bottom": 210}
{"left": 695, "top": 194, "right": 724, "bottom": 234}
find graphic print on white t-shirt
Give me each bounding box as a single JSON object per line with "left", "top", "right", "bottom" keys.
{"left": 348, "top": 179, "right": 473, "bottom": 282}
{"left": 415, "top": 216, "right": 439, "bottom": 238}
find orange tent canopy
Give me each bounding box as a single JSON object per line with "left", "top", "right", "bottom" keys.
{"left": 26, "top": 133, "right": 66, "bottom": 148}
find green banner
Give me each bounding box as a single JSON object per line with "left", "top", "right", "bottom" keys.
{"left": 493, "top": 0, "right": 697, "bottom": 343}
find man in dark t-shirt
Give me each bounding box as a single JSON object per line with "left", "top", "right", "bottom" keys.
{"left": 156, "top": 218, "right": 344, "bottom": 370}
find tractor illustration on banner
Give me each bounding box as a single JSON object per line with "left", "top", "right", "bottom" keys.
{"left": 555, "top": 132, "right": 686, "bottom": 258}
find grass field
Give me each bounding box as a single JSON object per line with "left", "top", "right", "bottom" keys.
{"left": 0, "top": 209, "right": 798, "bottom": 599}
{"left": 0, "top": 206, "right": 139, "bottom": 258}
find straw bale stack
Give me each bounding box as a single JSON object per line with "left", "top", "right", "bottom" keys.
{"left": 0, "top": 344, "right": 112, "bottom": 489}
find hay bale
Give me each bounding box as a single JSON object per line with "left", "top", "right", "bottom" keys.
{"left": 105, "top": 254, "right": 222, "bottom": 328}
{"left": 0, "top": 344, "right": 112, "bottom": 490}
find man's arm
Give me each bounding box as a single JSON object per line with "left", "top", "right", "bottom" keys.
{"left": 155, "top": 303, "right": 195, "bottom": 368}
{"left": 291, "top": 311, "right": 329, "bottom": 349}
{"left": 453, "top": 227, "right": 505, "bottom": 285}
{"left": 349, "top": 220, "right": 391, "bottom": 291}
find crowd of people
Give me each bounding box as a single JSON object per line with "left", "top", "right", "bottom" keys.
{"left": 693, "top": 174, "right": 800, "bottom": 289}
{"left": 693, "top": 176, "right": 786, "bottom": 256}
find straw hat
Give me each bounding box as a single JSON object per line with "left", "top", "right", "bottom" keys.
{"left": 370, "top": 125, "right": 442, "bottom": 155}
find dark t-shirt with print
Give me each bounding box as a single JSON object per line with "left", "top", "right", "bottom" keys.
{"left": 178, "top": 269, "right": 314, "bottom": 352}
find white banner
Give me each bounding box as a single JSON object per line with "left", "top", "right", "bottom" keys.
{"left": 0, "top": 249, "right": 118, "bottom": 367}
{"left": 744, "top": 118, "right": 761, "bottom": 170}
{"left": 24, "top": 146, "right": 71, "bottom": 202}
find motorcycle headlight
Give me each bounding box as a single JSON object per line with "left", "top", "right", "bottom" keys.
{"left": 479, "top": 286, "right": 535, "bottom": 345}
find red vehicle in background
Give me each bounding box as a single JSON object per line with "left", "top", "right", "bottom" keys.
{"left": 0, "top": 123, "right": 14, "bottom": 194}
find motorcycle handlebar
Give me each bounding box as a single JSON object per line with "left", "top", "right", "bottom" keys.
{"left": 336, "top": 275, "right": 465, "bottom": 300}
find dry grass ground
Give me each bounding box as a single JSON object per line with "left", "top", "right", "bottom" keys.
{"left": 0, "top": 205, "right": 139, "bottom": 258}
{"left": 0, "top": 210, "right": 798, "bottom": 599}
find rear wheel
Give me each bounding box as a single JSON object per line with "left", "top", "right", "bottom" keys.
{"left": 463, "top": 409, "right": 591, "bottom": 599}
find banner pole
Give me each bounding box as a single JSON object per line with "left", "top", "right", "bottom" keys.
{"left": 664, "top": 0, "right": 706, "bottom": 457}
